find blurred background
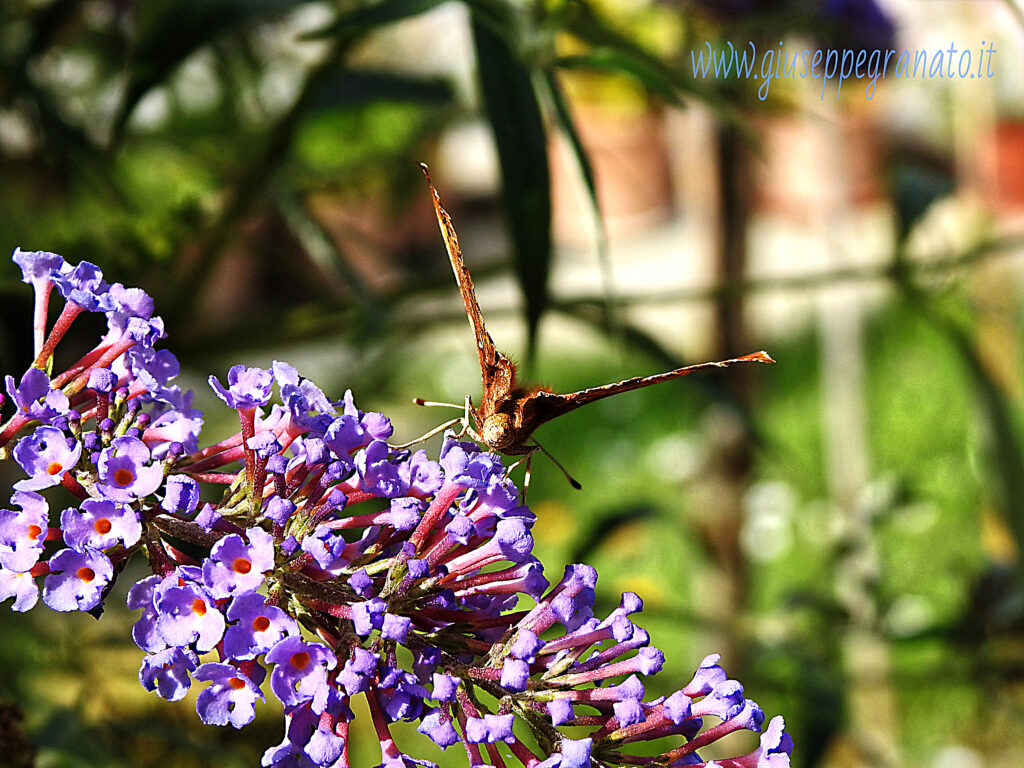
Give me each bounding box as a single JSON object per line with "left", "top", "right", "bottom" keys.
{"left": 1, "top": 0, "right": 1024, "bottom": 766}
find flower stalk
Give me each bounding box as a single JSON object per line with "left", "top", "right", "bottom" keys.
{"left": 0, "top": 249, "right": 793, "bottom": 768}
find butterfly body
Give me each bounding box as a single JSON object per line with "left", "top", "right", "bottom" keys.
{"left": 474, "top": 383, "right": 552, "bottom": 455}
{"left": 420, "top": 164, "right": 773, "bottom": 462}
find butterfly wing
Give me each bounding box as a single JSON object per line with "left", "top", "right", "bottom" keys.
{"left": 519, "top": 351, "right": 775, "bottom": 437}
{"left": 422, "top": 165, "right": 516, "bottom": 416}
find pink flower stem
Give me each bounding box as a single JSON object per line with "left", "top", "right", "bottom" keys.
{"left": 33, "top": 302, "right": 84, "bottom": 370}
{"left": 409, "top": 481, "right": 461, "bottom": 550}
{"left": 31, "top": 281, "right": 53, "bottom": 359}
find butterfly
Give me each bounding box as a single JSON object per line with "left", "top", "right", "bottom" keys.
{"left": 415, "top": 164, "right": 774, "bottom": 482}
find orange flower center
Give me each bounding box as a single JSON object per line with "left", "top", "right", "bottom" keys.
{"left": 76, "top": 567, "right": 95, "bottom": 582}
{"left": 113, "top": 468, "right": 134, "bottom": 487}
{"left": 290, "top": 651, "right": 310, "bottom": 670}
{"left": 27, "top": 524, "right": 42, "bottom": 541}
{"left": 228, "top": 677, "right": 246, "bottom": 690}
{"left": 192, "top": 598, "right": 207, "bottom": 616}
{"left": 47, "top": 461, "right": 63, "bottom": 476}
{"left": 252, "top": 616, "right": 271, "bottom": 632}
{"left": 94, "top": 519, "right": 113, "bottom": 535}
{"left": 232, "top": 558, "right": 252, "bottom": 575}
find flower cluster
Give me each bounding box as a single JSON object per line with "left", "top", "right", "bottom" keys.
{"left": 0, "top": 249, "right": 793, "bottom": 767}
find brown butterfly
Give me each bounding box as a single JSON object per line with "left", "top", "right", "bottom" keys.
{"left": 416, "top": 164, "right": 773, "bottom": 480}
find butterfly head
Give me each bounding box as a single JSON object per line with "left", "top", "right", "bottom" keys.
{"left": 481, "top": 413, "right": 517, "bottom": 451}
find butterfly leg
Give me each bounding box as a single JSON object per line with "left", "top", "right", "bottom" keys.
{"left": 503, "top": 448, "right": 538, "bottom": 501}
{"left": 389, "top": 416, "right": 464, "bottom": 450}
{"left": 522, "top": 451, "right": 534, "bottom": 502}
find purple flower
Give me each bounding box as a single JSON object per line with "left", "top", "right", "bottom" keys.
{"left": 274, "top": 361, "right": 336, "bottom": 433}
{"left": 194, "top": 503, "right": 221, "bottom": 532}
{"left": 86, "top": 367, "right": 118, "bottom": 393}
{"left": 139, "top": 647, "right": 199, "bottom": 702}
{"left": 12, "top": 248, "right": 65, "bottom": 290}
{"left": 127, "top": 574, "right": 166, "bottom": 652}
{"left": 324, "top": 414, "right": 366, "bottom": 456}
{"left": 692, "top": 679, "right": 746, "bottom": 721}
{"left": 357, "top": 441, "right": 406, "bottom": 498}
{"left": 385, "top": 498, "right": 423, "bottom": 531}
{"left": 324, "top": 401, "right": 393, "bottom": 457}
{"left": 536, "top": 737, "right": 593, "bottom": 768}
{"left": 684, "top": 654, "right": 728, "bottom": 697}
{"left": 156, "top": 578, "right": 226, "bottom": 652}
{"left": 500, "top": 658, "right": 529, "bottom": 692}
{"left": 5, "top": 368, "right": 69, "bottom": 424}
{"left": 400, "top": 450, "right": 443, "bottom": 496}
{"left": 378, "top": 669, "right": 428, "bottom": 722}
{"left": 352, "top": 598, "right": 386, "bottom": 636}
{"left": 96, "top": 436, "right": 164, "bottom": 502}
{"left": 337, "top": 647, "right": 377, "bottom": 696}
{"left": 663, "top": 690, "right": 693, "bottom": 724}
{"left": 106, "top": 282, "right": 155, "bottom": 334}
{"left": 465, "top": 713, "right": 514, "bottom": 744}
{"left": 417, "top": 709, "right": 459, "bottom": 748}
{"left": 262, "top": 701, "right": 345, "bottom": 768}
{"left": 0, "top": 567, "right": 39, "bottom": 612}
{"left": 224, "top": 592, "right": 300, "bottom": 660}
{"left": 12, "top": 425, "right": 81, "bottom": 491}
{"left": 248, "top": 430, "right": 282, "bottom": 458}
{"left": 0, "top": 261, "right": 798, "bottom": 768}
{"left": 50, "top": 260, "right": 114, "bottom": 312}
{"left": 264, "top": 497, "right": 296, "bottom": 525}
{"left": 756, "top": 716, "right": 794, "bottom": 766}
{"left": 381, "top": 613, "right": 411, "bottom": 642}
{"left": 124, "top": 346, "right": 179, "bottom": 394}
{"left": 209, "top": 365, "right": 274, "bottom": 411}
{"left": 161, "top": 474, "right": 200, "bottom": 515}
{"left": 194, "top": 662, "right": 265, "bottom": 728}
{"left": 61, "top": 498, "right": 141, "bottom": 552}
{"left": 0, "top": 491, "right": 49, "bottom": 572}
{"left": 146, "top": 406, "right": 203, "bottom": 456}
{"left": 266, "top": 637, "right": 337, "bottom": 710}
{"left": 202, "top": 526, "right": 274, "bottom": 599}
{"left": 301, "top": 526, "right": 350, "bottom": 574}
{"left": 42, "top": 548, "right": 113, "bottom": 612}
{"left": 547, "top": 699, "right": 573, "bottom": 726}
{"left": 430, "top": 673, "right": 459, "bottom": 702}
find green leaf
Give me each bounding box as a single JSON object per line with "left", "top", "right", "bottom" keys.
{"left": 891, "top": 161, "right": 956, "bottom": 244}
{"left": 471, "top": 14, "right": 551, "bottom": 364}
{"left": 560, "top": 0, "right": 706, "bottom": 104}
{"left": 557, "top": 49, "right": 683, "bottom": 105}
{"left": 539, "top": 70, "right": 598, "bottom": 211}
{"left": 301, "top": 0, "right": 450, "bottom": 40}
{"left": 307, "top": 69, "right": 454, "bottom": 110}
{"left": 539, "top": 69, "right": 620, "bottom": 341}
{"left": 112, "top": 0, "right": 310, "bottom": 140}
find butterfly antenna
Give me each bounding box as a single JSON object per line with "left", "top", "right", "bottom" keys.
{"left": 412, "top": 398, "right": 466, "bottom": 410}
{"left": 532, "top": 442, "right": 582, "bottom": 490}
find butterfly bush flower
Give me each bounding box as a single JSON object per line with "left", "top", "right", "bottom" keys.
{"left": 12, "top": 425, "right": 81, "bottom": 491}
{"left": 6, "top": 368, "right": 70, "bottom": 423}
{"left": 96, "top": 436, "right": 164, "bottom": 502}
{"left": 42, "top": 548, "right": 113, "bottom": 612}
{"left": 61, "top": 498, "right": 141, "bottom": 551}
{"left": 140, "top": 647, "right": 200, "bottom": 702}
{"left": 0, "top": 249, "right": 793, "bottom": 767}
{"left": 202, "top": 526, "right": 274, "bottom": 598}
{"left": 194, "top": 661, "right": 266, "bottom": 728}
{"left": 0, "top": 491, "right": 50, "bottom": 572}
